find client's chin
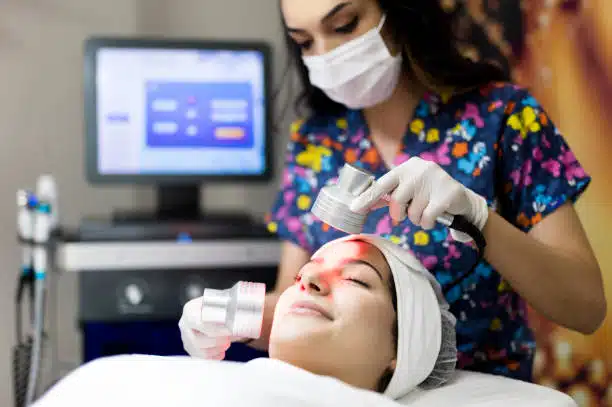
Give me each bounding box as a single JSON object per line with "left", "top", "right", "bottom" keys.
{"left": 270, "top": 300, "right": 334, "bottom": 343}
{"left": 268, "top": 309, "right": 336, "bottom": 367}
{"left": 270, "top": 313, "right": 331, "bottom": 343}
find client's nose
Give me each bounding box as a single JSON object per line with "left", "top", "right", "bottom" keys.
{"left": 300, "top": 269, "right": 332, "bottom": 296}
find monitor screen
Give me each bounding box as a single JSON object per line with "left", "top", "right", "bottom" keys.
{"left": 87, "top": 41, "right": 270, "bottom": 179}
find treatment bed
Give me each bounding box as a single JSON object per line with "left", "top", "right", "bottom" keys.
{"left": 32, "top": 354, "right": 577, "bottom": 407}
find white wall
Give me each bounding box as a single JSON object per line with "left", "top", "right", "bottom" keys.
{"left": 0, "top": 1, "right": 293, "bottom": 404}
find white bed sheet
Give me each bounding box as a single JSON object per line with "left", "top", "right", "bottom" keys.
{"left": 33, "top": 355, "right": 577, "bottom": 407}
{"left": 400, "top": 370, "right": 577, "bottom": 407}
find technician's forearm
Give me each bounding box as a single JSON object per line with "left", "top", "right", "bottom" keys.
{"left": 482, "top": 211, "right": 605, "bottom": 334}
{"left": 244, "top": 292, "right": 279, "bottom": 351}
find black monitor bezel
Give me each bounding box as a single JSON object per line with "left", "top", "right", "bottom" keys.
{"left": 83, "top": 36, "right": 274, "bottom": 185}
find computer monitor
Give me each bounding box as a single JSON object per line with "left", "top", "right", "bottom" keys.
{"left": 83, "top": 37, "right": 273, "bottom": 221}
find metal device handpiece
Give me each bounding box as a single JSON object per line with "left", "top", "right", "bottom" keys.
{"left": 311, "top": 163, "right": 376, "bottom": 234}
{"left": 311, "top": 163, "right": 487, "bottom": 294}
{"left": 311, "top": 163, "right": 455, "bottom": 234}
{"left": 200, "top": 281, "right": 266, "bottom": 339}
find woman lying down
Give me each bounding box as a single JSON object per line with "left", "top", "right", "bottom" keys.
{"left": 34, "top": 234, "right": 457, "bottom": 406}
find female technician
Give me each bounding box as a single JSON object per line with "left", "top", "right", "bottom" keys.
{"left": 179, "top": 0, "right": 607, "bottom": 382}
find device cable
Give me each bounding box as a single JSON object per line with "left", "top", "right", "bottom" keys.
{"left": 14, "top": 191, "right": 36, "bottom": 407}
{"left": 25, "top": 199, "right": 51, "bottom": 407}
{"left": 441, "top": 214, "right": 487, "bottom": 295}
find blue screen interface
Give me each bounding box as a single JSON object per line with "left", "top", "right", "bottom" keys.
{"left": 95, "top": 47, "right": 267, "bottom": 175}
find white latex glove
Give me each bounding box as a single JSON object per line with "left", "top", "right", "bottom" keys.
{"left": 349, "top": 157, "right": 489, "bottom": 243}
{"left": 178, "top": 296, "right": 233, "bottom": 360}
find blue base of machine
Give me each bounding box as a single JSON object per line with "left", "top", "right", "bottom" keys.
{"left": 81, "top": 321, "right": 269, "bottom": 363}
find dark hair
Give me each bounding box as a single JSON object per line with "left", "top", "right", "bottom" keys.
{"left": 278, "top": 0, "right": 509, "bottom": 119}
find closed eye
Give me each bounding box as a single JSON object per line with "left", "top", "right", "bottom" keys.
{"left": 335, "top": 16, "right": 359, "bottom": 34}
{"left": 290, "top": 16, "right": 359, "bottom": 51}
{"left": 346, "top": 277, "right": 370, "bottom": 288}
{"left": 295, "top": 39, "right": 313, "bottom": 51}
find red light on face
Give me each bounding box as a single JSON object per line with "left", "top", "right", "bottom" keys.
{"left": 299, "top": 241, "right": 371, "bottom": 290}
{"left": 314, "top": 241, "right": 368, "bottom": 269}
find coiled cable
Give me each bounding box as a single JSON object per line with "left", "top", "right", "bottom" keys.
{"left": 442, "top": 214, "right": 487, "bottom": 295}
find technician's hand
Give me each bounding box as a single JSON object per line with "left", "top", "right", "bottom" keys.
{"left": 178, "top": 296, "right": 232, "bottom": 360}
{"left": 349, "top": 157, "right": 489, "bottom": 243}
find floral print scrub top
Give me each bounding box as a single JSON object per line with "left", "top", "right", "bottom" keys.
{"left": 264, "top": 82, "right": 591, "bottom": 382}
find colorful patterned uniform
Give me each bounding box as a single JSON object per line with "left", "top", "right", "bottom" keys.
{"left": 264, "top": 82, "right": 591, "bottom": 381}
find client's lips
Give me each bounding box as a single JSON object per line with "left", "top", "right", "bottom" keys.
{"left": 289, "top": 300, "right": 333, "bottom": 320}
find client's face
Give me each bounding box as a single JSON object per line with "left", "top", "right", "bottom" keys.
{"left": 269, "top": 240, "right": 397, "bottom": 391}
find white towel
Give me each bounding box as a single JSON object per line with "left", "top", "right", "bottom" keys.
{"left": 33, "top": 354, "right": 577, "bottom": 407}
{"left": 33, "top": 355, "right": 400, "bottom": 407}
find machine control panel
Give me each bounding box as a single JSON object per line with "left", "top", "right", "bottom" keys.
{"left": 77, "top": 239, "right": 279, "bottom": 322}
{"left": 79, "top": 266, "right": 277, "bottom": 322}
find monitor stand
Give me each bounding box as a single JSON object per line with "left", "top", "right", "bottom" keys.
{"left": 111, "top": 184, "right": 253, "bottom": 225}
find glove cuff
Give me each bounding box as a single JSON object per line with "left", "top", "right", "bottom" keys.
{"left": 449, "top": 190, "right": 489, "bottom": 244}
{"left": 465, "top": 188, "right": 489, "bottom": 231}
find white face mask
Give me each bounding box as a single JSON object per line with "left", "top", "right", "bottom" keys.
{"left": 302, "top": 14, "right": 403, "bottom": 109}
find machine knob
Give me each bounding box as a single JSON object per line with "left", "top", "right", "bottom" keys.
{"left": 185, "top": 283, "right": 203, "bottom": 300}
{"left": 124, "top": 283, "right": 144, "bottom": 306}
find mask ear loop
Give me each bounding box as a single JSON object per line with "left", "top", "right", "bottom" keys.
{"left": 376, "top": 13, "right": 388, "bottom": 31}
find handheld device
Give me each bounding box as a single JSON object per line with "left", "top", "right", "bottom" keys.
{"left": 200, "top": 281, "right": 265, "bottom": 339}
{"left": 14, "top": 190, "right": 36, "bottom": 407}
{"left": 311, "top": 163, "right": 470, "bottom": 233}
{"left": 311, "top": 163, "right": 487, "bottom": 294}
{"left": 23, "top": 176, "right": 54, "bottom": 407}
{"left": 16, "top": 190, "right": 35, "bottom": 305}
{"left": 36, "top": 175, "right": 58, "bottom": 231}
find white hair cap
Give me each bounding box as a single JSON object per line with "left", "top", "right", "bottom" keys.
{"left": 313, "top": 234, "right": 457, "bottom": 399}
